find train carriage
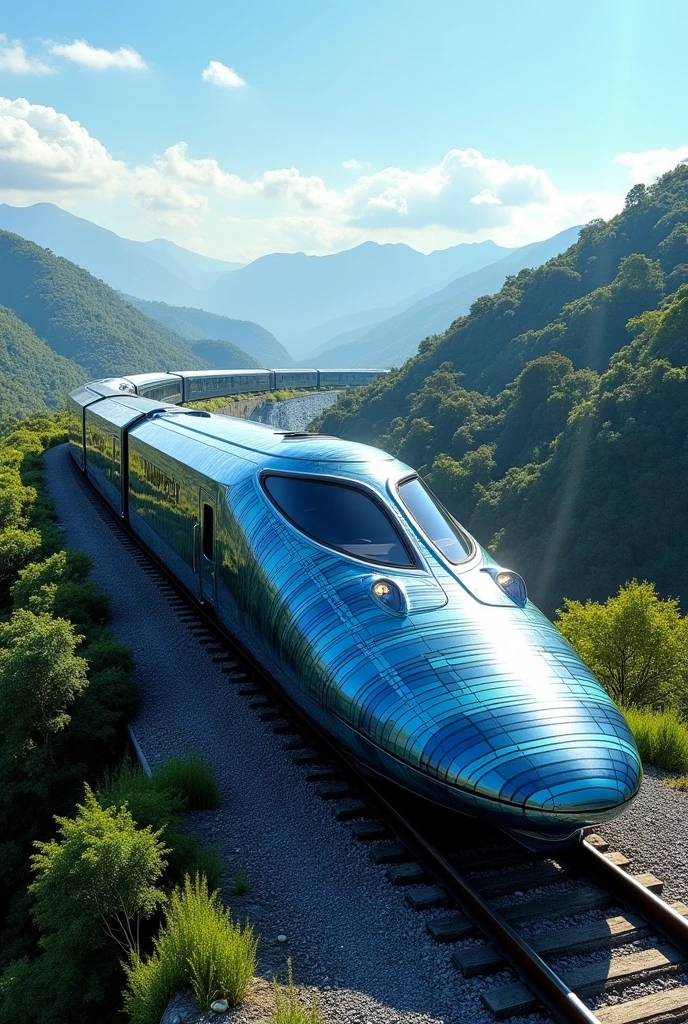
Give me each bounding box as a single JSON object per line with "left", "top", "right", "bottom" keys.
{"left": 270, "top": 369, "right": 318, "bottom": 390}
{"left": 176, "top": 369, "right": 272, "bottom": 403}
{"left": 317, "top": 369, "right": 389, "bottom": 388}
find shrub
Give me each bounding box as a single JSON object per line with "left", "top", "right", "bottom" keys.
{"left": 10, "top": 549, "right": 92, "bottom": 609}
{"left": 97, "top": 765, "right": 221, "bottom": 889}
{"left": 31, "top": 787, "right": 169, "bottom": 954}
{"left": 271, "top": 961, "right": 322, "bottom": 1024}
{"left": 153, "top": 754, "right": 219, "bottom": 810}
{"left": 556, "top": 580, "right": 688, "bottom": 711}
{"left": 123, "top": 875, "right": 258, "bottom": 1024}
{"left": 622, "top": 707, "right": 688, "bottom": 773}
{"left": 0, "top": 526, "right": 42, "bottom": 585}
{"left": 0, "top": 608, "right": 88, "bottom": 752}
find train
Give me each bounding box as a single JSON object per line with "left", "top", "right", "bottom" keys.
{"left": 67, "top": 372, "right": 642, "bottom": 849}
{"left": 96, "top": 368, "right": 390, "bottom": 405}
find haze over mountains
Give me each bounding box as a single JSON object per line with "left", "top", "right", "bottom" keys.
{"left": 0, "top": 203, "right": 243, "bottom": 307}
{"left": 0, "top": 202, "right": 589, "bottom": 395}
{"left": 309, "top": 226, "right": 581, "bottom": 368}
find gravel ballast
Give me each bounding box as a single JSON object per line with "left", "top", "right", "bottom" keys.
{"left": 43, "top": 443, "right": 688, "bottom": 1023}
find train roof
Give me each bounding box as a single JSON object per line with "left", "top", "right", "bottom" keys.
{"left": 170, "top": 368, "right": 270, "bottom": 378}
{"left": 141, "top": 408, "right": 394, "bottom": 464}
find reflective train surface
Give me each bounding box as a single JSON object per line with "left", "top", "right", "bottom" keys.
{"left": 68, "top": 373, "right": 642, "bottom": 848}
{"left": 96, "top": 368, "right": 389, "bottom": 405}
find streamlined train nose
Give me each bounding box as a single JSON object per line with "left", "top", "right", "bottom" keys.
{"left": 376, "top": 610, "right": 643, "bottom": 833}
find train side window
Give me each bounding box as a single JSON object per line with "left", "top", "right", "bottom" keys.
{"left": 202, "top": 503, "right": 214, "bottom": 560}
{"left": 263, "top": 474, "right": 415, "bottom": 568}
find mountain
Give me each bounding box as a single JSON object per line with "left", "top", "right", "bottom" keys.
{"left": 0, "top": 306, "right": 86, "bottom": 429}
{"left": 311, "top": 227, "right": 581, "bottom": 368}
{"left": 125, "top": 296, "right": 292, "bottom": 366}
{"left": 203, "top": 239, "right": 514, "bottom": 337}
{"left": 318, "top": 165, "right": 688, "bottom": 615}
{"left": 0, "top": 204, "right": 241, "bottom": 306}
{"left": 0, "top": 230, "right": 207, "bottom": 380}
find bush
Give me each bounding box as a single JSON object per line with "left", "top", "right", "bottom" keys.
{"left": 31, "top": 787, "right": 169, "bottom": 954}
{"left": 153, "top": 754, "right": 219, "bottom": 810}
{"left": 622, "top": 707, "right": 688, "bottom": 773}
{"left": 123, "top": 875, "right": 258, "bottom": 1024}
{"left": 272, "top": 961, "right": 322, "bottom": 1024}
{"left": 556, "top": 580, "right": 688, "bottom": 711}
{"left": 0, "top": 526, "right": 42, "bottom": 585}
{"left": 0, "top": 608, "right": 88, "bottom": 753}
{"left": 10, "top": 549, "right": 92, "bottom": 609}
{"left": 97, "top": 764, "right": 221, "bottom": 889}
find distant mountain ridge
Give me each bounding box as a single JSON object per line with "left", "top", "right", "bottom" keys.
{"left": 0, "top": 203, "right": 242, "bottom": 307}
{"left": 201, "top": 238, "right": 515, "bottom": 337}
{"left": 310, "top": 227, "right": 581, "bottom": 368}
{"left": 125, "top": 296, "right": 292, "bottom": 366}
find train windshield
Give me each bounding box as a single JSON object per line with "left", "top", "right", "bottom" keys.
{"left": 397, "top": 476, "right": 472, "bottom": 563}
{"left": 263, "top": 475, "right": 415, "bottom": 567}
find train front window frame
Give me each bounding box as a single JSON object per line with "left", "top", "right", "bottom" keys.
{"left": 396, "top": 475, "right": 474, "bottom": 565}
{"left": 262, "top": 473, "right": 418, "bottom": 569}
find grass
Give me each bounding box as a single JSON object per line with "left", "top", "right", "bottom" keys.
{"left": 664, "top": 776, "right": 688, "bottom": 792}
{"left": 622, "top": 706, "right": 688, "bottom": 774}
{"left": 271, "top": 961, "right": 323, "bottom": 1024}
{"left": 153, "top": 754, "right": 219, "bottom": 810}
{"left": 232, "top": 863, "right": 249, "bottom": 896}
{"left": 124, "top": 874, "right": 258, "bottom": 1024}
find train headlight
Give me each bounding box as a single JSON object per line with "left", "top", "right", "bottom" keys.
{"left": 371, "top": 578, "right": 406, "bottom": 614}
{"left": 493, "top": 569, "right": 527, "bottom": 607}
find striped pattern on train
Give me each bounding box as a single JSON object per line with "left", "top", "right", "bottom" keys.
{"left": 96, "top": 368, "right": 389, "bottom": 405}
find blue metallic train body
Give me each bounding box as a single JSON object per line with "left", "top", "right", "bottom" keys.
{"left": 68, "top": 372, "right": 642, "bottom": 846}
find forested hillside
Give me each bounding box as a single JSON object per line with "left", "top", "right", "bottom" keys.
{"left": 319, "top": 165, "right": 688, "bottom": 615}
{"left": 125, "top": 296, "right": 288, "bottom": 366}
{"left": 0, "top": 308, "right": 86, "bottom": 430}
{"left": 0, "top": 232, "right": 205, "bottom": 381}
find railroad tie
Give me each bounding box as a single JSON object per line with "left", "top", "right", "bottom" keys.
{"left": 482, "top": 945, "right": 688, "bottom": 1019}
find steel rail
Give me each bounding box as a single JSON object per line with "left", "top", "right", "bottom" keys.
{"left": 576, "top": 839, "right": 688, "bottom": 955}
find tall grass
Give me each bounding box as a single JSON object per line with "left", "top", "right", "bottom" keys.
{"left": 271, "top": 961, "right": 323, "bottom": 1024}
{"left": 153, "top": 754, "right": 219, "bottom": 810}
{"left": 622, "top": 707, "right": 688, "bottom": 774}
{"left": 124, "top": 874, "right": 257, "bottom": 1024}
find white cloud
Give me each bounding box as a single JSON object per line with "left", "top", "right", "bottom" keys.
{"left": 201, "top": 60, "right": 245, "bottom": 88}
{"left": 342, "top": 158, "right": 363, "bottom": 170}
{"left": 0, "top": 95, "right": 629, "bottom": 255}
{"left": 0, "top": 96, "right": 124, "bottom": 192}
{"left": 470, "top": 188, "right": 501, "bottom": 206}
{"left": 51, "top": 39, "right": 147, "bottom": 70}
{"left": 615, "top": 146, "right": 688, "bottom": 183}
{"left": 0, "top": 34, "right": 52, "bottom": 74}
{"left": 159, "top": 141, "right": 254, "bottom": 195}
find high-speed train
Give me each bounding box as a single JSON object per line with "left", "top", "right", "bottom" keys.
{"left": 67, "top": 372, "right": 642, "bottom": 848}
{"left": 97, "top": 368, "right": 389, "bottom": 405}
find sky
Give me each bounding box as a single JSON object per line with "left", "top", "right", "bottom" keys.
{"left": 1, "top": 0, "right": 687, "bottom": 262}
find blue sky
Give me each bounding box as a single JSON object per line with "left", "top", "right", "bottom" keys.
{"left": 1, "top": 0, "right": 687, "bottom": 260}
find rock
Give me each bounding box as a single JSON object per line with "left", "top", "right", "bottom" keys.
{"left": 277, "top": 933, "right": 288, "bottom": 942}
{"left": 211, "top": 998, "right": 229, "bottom": 1012}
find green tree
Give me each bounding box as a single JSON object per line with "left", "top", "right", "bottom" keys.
{"left": 31, "top": 788, "right": 168, "bottom": 955}
{"left": 555, "top": 580, "right": 688, "bottom": 710}
{"left": 0, "top": 527, "right": 41, "bottom": 585}
{"left": 0, "top": 609, "right": 88, "bottom": 752}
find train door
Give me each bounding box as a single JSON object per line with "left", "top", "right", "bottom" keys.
{"left": 198, "top": 488, "right": 218, "bottom": 608}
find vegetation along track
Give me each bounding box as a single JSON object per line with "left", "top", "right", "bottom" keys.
{"left": 71, "top": 459, "right": 688, "bottom": 1024}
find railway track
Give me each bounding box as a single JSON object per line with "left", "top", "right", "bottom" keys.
{"left": 70, "top": 458, "right": 688, "bottom": 1024}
